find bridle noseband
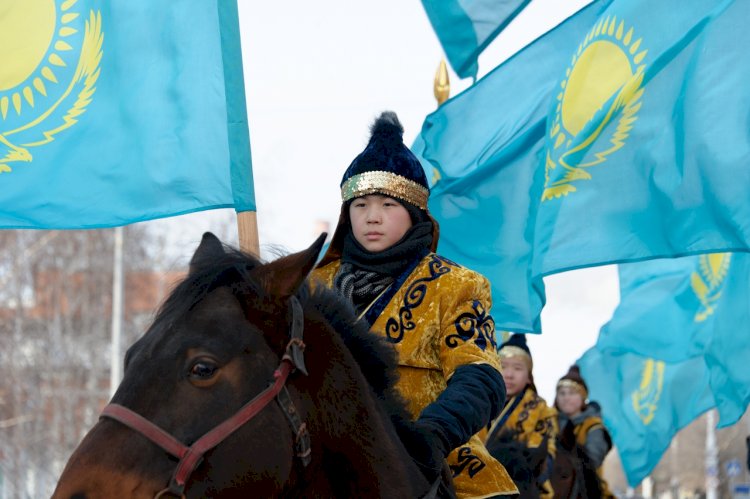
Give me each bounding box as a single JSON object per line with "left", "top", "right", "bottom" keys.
{"left": 100, "top": 296, "right": 311, "bottom": 498}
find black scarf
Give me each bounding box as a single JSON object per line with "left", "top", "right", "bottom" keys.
{"left": 334, "top": 221, "right": 433, "bottom": 314}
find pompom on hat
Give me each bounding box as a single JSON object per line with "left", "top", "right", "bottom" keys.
{"left": 556, "top": 364, "right": 588, "bottom": 399}
{"left": 339, "top": 111, "right": 430, "bottom": 209}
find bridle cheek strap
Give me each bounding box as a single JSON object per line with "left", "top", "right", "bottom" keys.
{"left": 101, "top": 361, "right": 294, "bottom": 497}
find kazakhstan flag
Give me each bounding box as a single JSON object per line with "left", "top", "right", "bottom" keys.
{"left": 420, "top": 0, "right": 530, "bottom": 79}
{"left": 596, "top": 252, "right": 750, "bottom": 426}
{"left": 579, "top": 348, "right": 714, "bottom": 486}
{"left": 533, "top": 0, "right": 750, "bottom": 277}
{"left": 0, "top": 1, "right": 254, "bottom": 229}
{"left": 416, "top": 0, "right": 613, "bottom": 333}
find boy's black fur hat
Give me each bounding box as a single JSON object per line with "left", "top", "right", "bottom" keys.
{"left": 339, "top": 111, "right": 430, "bottom": 209}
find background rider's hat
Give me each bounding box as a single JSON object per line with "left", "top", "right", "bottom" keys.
{"left": 339, "top": 111, "right": 430, "bottom": 210}
{"left": 498, "top": 334, "right": 533, "bottom": 371}
{"left": 556, "top": 364, "right": 589, "bottom": 399}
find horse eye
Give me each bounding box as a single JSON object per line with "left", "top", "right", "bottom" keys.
{"left": 189, "top": 361, "right": 218, "bottom": 380}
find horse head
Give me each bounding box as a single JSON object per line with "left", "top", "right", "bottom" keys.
{"left": 53, "top": 233, "right": 434, "bottom": 498}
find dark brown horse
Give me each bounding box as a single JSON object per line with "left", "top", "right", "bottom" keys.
{"left": 54, "top": 233, "right": 447, "bottom": 498}
{"left": 551, "top": 422, "right": 603, "bottom": 499}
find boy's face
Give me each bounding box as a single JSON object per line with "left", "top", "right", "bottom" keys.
{"left": 500, "top": 355, "right": 530, "bottom": 397}
{"left": 349, "top": 194, "right": 413, "bottom": 252}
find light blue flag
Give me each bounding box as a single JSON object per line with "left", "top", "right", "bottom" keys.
{"left": 596, "top": 252, "right": 750, "bottom": 426}
{"left": 0, "top": 1, "right": 254, "bottom": 229}
{"left": 579, "top": 348, "right": 714, "bottom": 486}
{"left": 415, "top": 0, "right": 613, "bottom": 333}
{"left": 532, "top": 0, "right": 750, "bottom": 278}
{"left": 420, "top": 0, "right": 530, "bottom": 79}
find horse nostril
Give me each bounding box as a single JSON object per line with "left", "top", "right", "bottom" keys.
{"left": 70, "top": 493, "right": 87, "bottom": 499}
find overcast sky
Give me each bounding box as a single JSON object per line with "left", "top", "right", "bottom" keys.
{"left": 149, "top": 0, "right": 619, "bottom": 401}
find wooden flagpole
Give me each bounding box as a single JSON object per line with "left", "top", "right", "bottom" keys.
{"left": 237, "top": 210, "right": 260, "bottom": 257}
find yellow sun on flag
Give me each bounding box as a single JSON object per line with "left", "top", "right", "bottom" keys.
{"left": 0, "top": 0, "right": 102, "bottom": 174}
{"left": 542, "top": 15, "right": 648, "bottom": 201}
{"left": 0, "top": 0, "right": 82, "bottom": 119}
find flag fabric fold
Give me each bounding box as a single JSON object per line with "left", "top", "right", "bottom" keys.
{"left": 0, "top": 0, "right": 254, "bottom": 229}
{"left": 415, "top": 0, "right": 613, "bottom": 333}
{"left": 532, "top": 0, "right": 750, "bottom": 278}
{"left": 420, "top": 0, "right": 530, "bottom": 80}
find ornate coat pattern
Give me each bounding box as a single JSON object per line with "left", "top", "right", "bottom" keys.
{"left": 313, "top": 253, "right": 517, "bottom": 498}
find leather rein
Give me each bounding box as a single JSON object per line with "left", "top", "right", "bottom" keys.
{"left": 100, "top": 296, "right": 311, "bottom": 498}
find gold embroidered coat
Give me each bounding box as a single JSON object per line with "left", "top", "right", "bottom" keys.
{"left": 312, "top": 253, "right": 518, "bottom": 498}
{"left": 484, "top": 387, "right": 558, "bottom": 498}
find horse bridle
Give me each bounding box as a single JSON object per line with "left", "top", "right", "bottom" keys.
{"left": 100, "top": 296, "right": 312, "bottom": 499}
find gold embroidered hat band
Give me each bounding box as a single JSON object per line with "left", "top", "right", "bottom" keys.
{"left": 498, "top": 334, "right": 533, "bottom": 371}
{"left": 499, "top": 345, "right": 533, "bottom": 370}
{"left": 341, "top": 171, "right": 430, "bottom": 210}
{"left": 556, "top": 365, "right": 589, "bottom": 398}
{"left": 338, "top": 111, "right": 430, "bottom": 210}
{"left": 556, "top": 379, "right": 588, "bottom": 398}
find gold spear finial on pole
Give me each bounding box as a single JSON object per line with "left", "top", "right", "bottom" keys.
{"left": 433, "top": 59, "right": 451, "bottom": 106}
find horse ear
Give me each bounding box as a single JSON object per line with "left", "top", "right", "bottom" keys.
{"left": 253, "top": 233, "right": 327, "bottom": 298}
{"left": 190, "top": 232, "right": 225, "bottom": 274}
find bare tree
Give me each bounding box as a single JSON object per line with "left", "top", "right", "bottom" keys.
{"left": 0, "top": 226, "right": 166, "bottom": 498}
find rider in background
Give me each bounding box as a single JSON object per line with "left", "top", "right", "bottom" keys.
{"left": 555, "top": 365, "right": 615, "bottom": 498}
{"left": 484, "top": 334, "right": 558, "bottom": 498}
{"left": 312, "top": 111, "right": 518, "bottom": 498}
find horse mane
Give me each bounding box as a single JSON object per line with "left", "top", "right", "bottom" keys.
{"left": 309, "top": 285, "right": 411, "bottom": 416}
{"left": 142, "top": 248, "right": 263, "bottom": 341}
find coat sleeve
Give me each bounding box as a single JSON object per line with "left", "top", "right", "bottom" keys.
{"left": 416, "top": 270, "right": 506, "bottom": 452}
{"left": 418, "top": 363, "right": 506, "bottom": 452}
